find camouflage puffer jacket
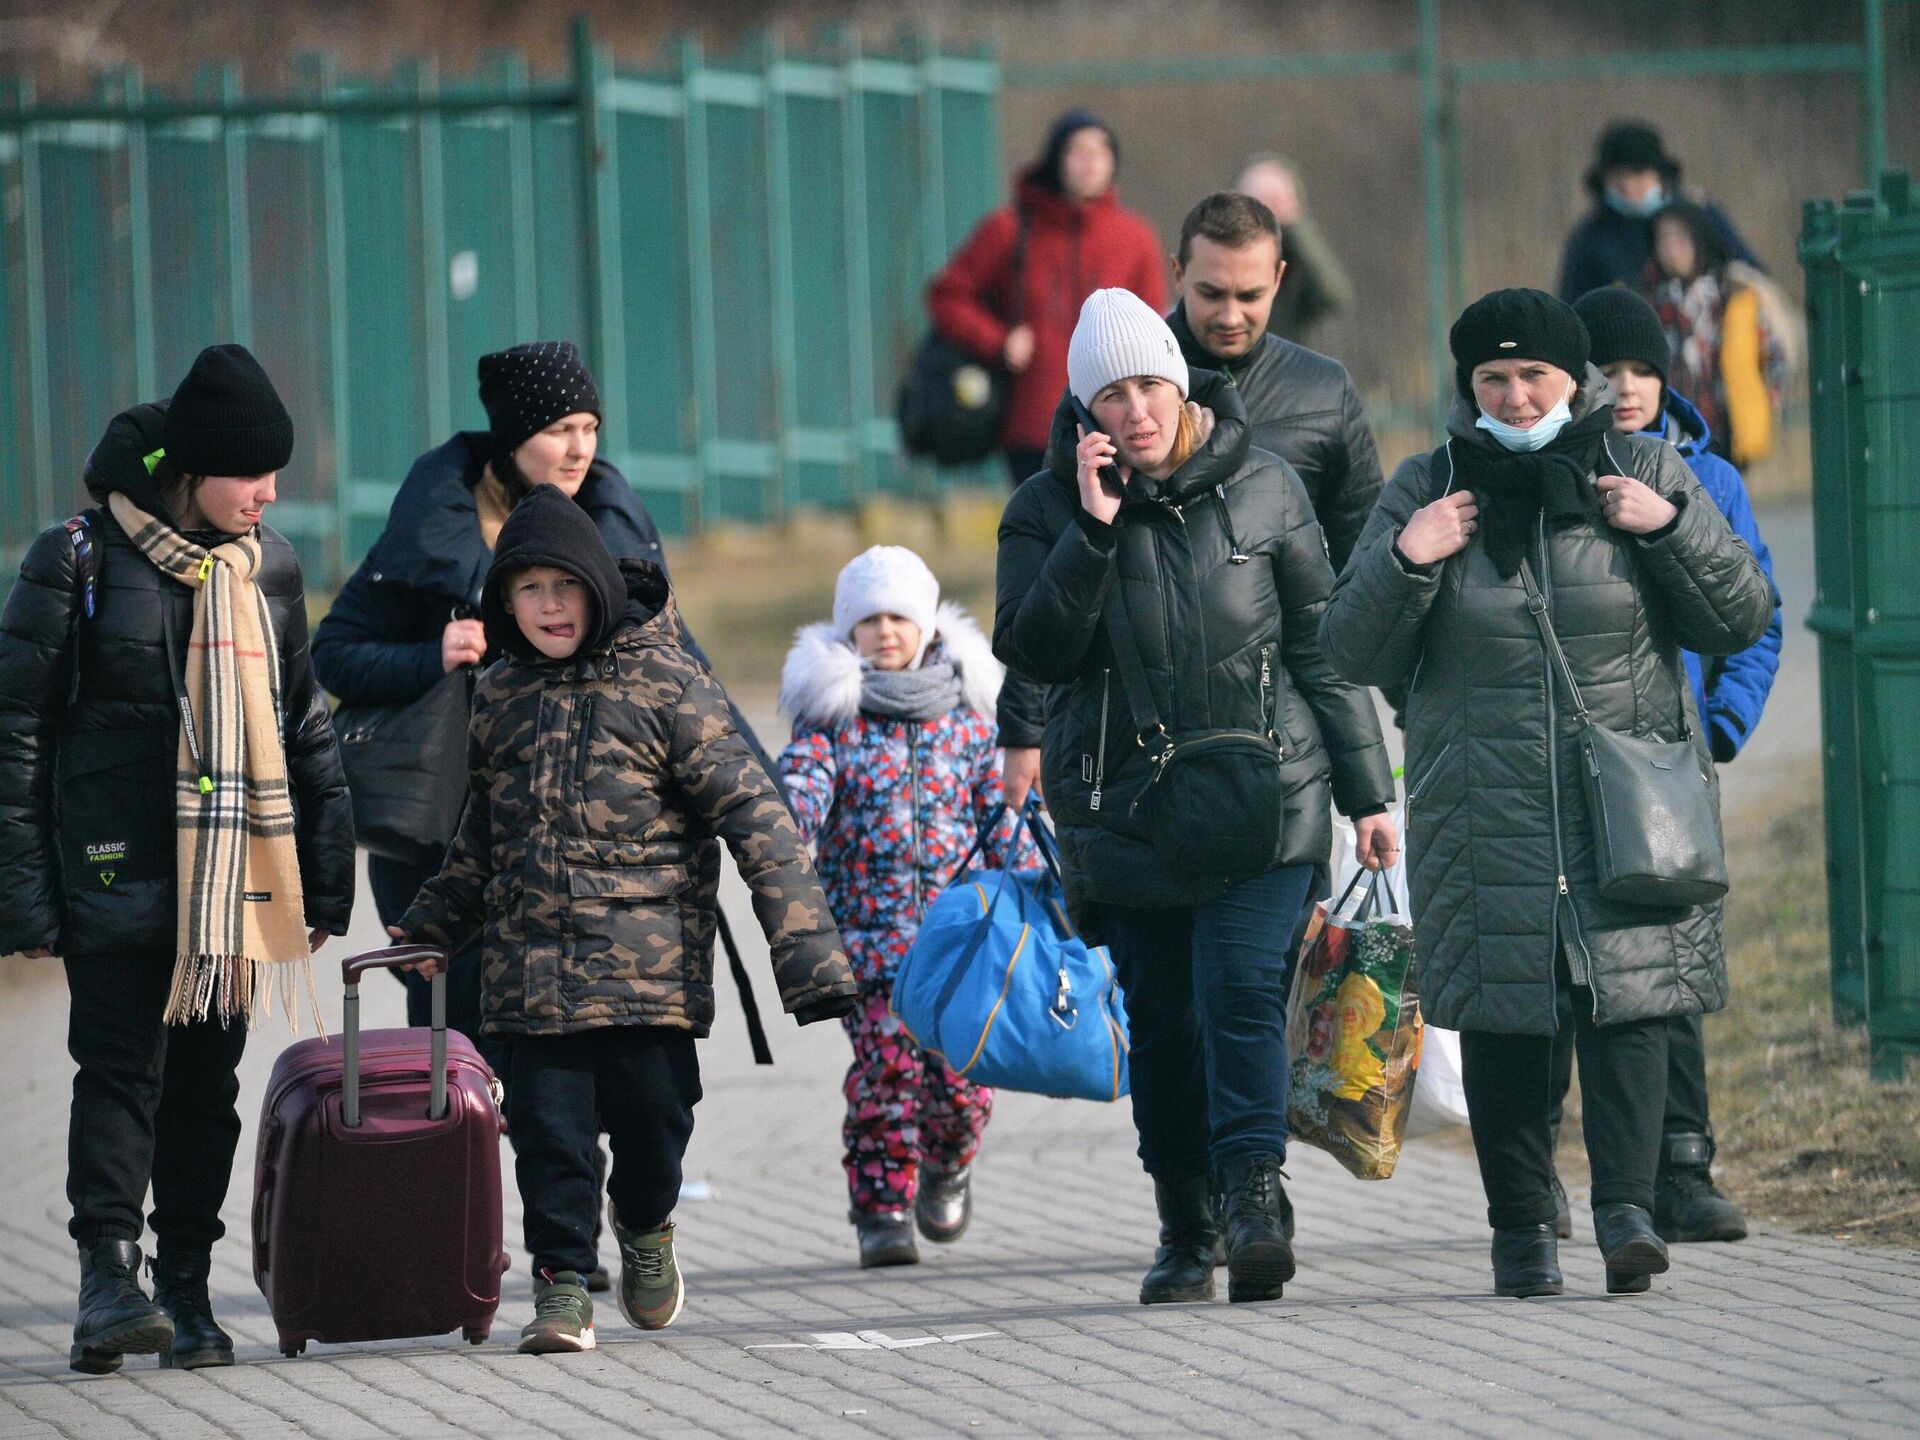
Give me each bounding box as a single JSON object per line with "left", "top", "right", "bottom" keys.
{"left": 401, "top": 562, "right": 855, "bottom": 1038}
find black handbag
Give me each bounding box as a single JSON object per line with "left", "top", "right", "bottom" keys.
{"left": 332, "top": 668, "right": 474, "bottom": 868}
{"left": 897, "top": 213, "right": 1028, "bottom": 467}
{"left": 1518, "top": 557, "right": 1728, "bottom": 908}
{"left": 1101, "top": 592, "right": 1286, "bottom": 881}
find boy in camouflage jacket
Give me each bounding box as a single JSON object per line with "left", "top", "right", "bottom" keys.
{"left": 396, "top": 486, "right": 855, "bottom": 1353}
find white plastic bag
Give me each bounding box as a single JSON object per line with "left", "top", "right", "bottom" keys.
{"left": 1327, "top": 809, "right": 1468, "bottom": 1135}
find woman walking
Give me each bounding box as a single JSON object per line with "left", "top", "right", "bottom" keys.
{"left": 0, "top": 345, "right": 355, "bottom": 1371}
{"left": 1321, "top": 289, "right": 1772, "bottom": 1297}
{"left": 994, "top": 289, "right": 1397, "bottom": 1305}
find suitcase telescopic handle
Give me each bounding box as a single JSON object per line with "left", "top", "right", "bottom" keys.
{"left": 340, "top": 945, "right": 450, "bottom": 1127}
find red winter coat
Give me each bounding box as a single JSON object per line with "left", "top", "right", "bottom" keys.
{"left": 927, "top": 175, "right": 1167, "bottom": 453}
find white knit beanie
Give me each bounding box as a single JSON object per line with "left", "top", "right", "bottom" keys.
{"left": 1067, "top": 288, "right": 1190, "bottom": 407}
{"left": 833, "top": 545, "right": 940, "bottom": 665}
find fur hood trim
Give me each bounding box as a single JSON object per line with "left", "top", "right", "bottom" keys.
{"left": 780, "top": 600, "right": 1002, "bottom": 728}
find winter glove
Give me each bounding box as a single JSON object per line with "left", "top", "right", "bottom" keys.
{"left": 792, "top": 992, "right": 858, "bottom": 1027}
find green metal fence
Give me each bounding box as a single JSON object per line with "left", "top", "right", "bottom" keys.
{"left": 1802, "top": 169, "right": 1920, "bottom": 1080}
{"left": 0, "top": 19, "right": 1001, "bottom": 587}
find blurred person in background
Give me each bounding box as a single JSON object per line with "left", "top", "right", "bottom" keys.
{"left": 1555, "top": 284, "right": 1781, "bottom": 1246}
{"left": 928, "top": 108, "right": 1166, "bottom": 491}
{"left": 1321, "top": 288, "right": 1771, "bottom": 1300}
{"left": 1641, "top": 201, "right": 1798, "bottom": 469}
{"left": 1557, "top": 120, "right": 1759, "bottom": 304}
{"left": 1232, "top": 154, "right": 1354, "bottom": 350}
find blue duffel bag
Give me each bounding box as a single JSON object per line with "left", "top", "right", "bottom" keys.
{"left": 891, "top": 798, "right": 1130, "bottom": 1102}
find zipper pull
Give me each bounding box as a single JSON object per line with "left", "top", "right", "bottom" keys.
{"left": 1090, "top": 785, "right": 1102, "bottom": 812}
{"left": 1558, "top": 875, "right": 1569, "bottom": 896}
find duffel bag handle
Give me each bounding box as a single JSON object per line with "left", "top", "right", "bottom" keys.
{"left": 340, "top": 945, "right": 450, "bottom": 1127}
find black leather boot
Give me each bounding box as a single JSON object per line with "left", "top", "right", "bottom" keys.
{"left": 1219, "top": 1154, "right": 1295, "bottom": 1303}
{"left": 915, "top": 1163, "right": 972, "bottom": 1244}
{"left": 150, "top": 1250, "right": 235, "bottom": 1369}
{"left": 1490, "top": 1224, "right": 1564, "bottom": 1297}
{"left": 71, "top": 1240, "right": 173, "bottom": 1374}
{"left": 853, "top": 1212, "right": 919, "bottom": 1269}
{"left": 1594, "top": 1203, "right": 1670, "bottom": 1294}
{"left": 1140, "top": 1175, "right": 1216, "bottom": 1305}
{"left": 1654, "top": 1133, "right": 1748, "bottom": 1243}
{"left": 1211, "top": 1173, "right": 1292, "bottom": 1267}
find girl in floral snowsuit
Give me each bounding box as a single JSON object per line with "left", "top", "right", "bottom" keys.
{"left": 778, "top": 546, "right": 1018, "bottom": 1269}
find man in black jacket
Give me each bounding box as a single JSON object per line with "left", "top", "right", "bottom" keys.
{"left": 1000, "top": 191, "right": 1383, "bottom": 808}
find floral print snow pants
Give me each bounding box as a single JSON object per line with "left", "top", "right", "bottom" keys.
{"left": 841, "top": 982, "right": 993, "bottom": 1217}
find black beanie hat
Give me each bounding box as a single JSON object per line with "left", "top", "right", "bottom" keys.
{"left": 1595, "top": 121, "right": 1672, "bottom": 175}
{"left": 481, "top": 484, "right": 626, "bottom": 661}
{"left": 1450, "top": 288, "right": 1590, "bottom": 400}
{"left": 477, "top": 341, "right": 602, "bottom": 472}
{"left": 1038, "top": 108, "right": 1116, "bottom": 194}
{"left": 1573, "top": 286, "right": 1670, "bottom": 388}
{"left": 163, "top": 344, "right": 294, "bottom": 476}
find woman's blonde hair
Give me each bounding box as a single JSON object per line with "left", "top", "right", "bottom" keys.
{"left": 1162, "top": 403, "right": 1202, "bottom": 473}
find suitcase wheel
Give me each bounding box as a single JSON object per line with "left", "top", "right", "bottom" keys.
{"left": 464, "top": 1326, "right": 490, "bottom": 1346}
{"left": 280, "top": 1341, "right": 305, "bottom": 1358}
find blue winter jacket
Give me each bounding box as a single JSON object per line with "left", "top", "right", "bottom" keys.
{"left": 1649, "top": 393, "right": 1782, "bottom": 761}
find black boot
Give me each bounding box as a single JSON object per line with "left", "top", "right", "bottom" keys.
{"left": 1210, "top": 1172, "right": 1292, "bottom": 1268}
{"left": 1654, "top": 1133, "right": 1748, "bottom": 1243}
{"left": 1140, "top": 1176, "right": 1216, "bottom": 1305}
{"left": 1594, "top": 1203, "right": 1670, "bottom": 1295}
{"left": 853, "top": 1212, "right": 919, "bottom": 1269}
{"left": 1550, "top": 1170, "right": 1573, "bottom": 1240}
{"left": 1219, "top": 1154, "right": 1295, "bottom": 1303}
{"left": 71, "top": 1240, "right": 173, "bottom": 1375}
{"left": 915, "top": 1163, "right": 972, "bottom": 1244}
{"left": 1490, "top": 1225, "right": 1564, "bottom": 1298}
{"left": 150, "top": 1250, "right": 234, "bottom": 1369}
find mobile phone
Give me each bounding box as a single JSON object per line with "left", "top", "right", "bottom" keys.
{"left": 1068, "top": 394, "right": 1126, "bottom": 497}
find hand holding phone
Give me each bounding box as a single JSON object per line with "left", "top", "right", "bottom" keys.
{"left": 1069, "top": 395, "right": 1125, "bottom": 524}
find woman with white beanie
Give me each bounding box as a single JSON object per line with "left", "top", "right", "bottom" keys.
{"left": 994, "top": 288, "right": 1398, "bottom": 1305}
{"left": 778, "top": 546, "right": 1021, "bottom": 1269}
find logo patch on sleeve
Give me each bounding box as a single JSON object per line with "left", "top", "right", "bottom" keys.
{"left": 244, "top": 891, "right": 272, "bottom": 903}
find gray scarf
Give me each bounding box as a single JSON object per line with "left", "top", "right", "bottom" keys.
{"left": 861, "top": 661, "right": 963, "bottom": 722}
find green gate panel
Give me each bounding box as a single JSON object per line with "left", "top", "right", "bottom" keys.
{"left": 858, "top": 88, "right": 923, "bottom": 497}
{"left": 780, "top": 91, "right": 854, "bottom": 510}
{"left": 147, "top": 128, "right": 226, "bottom": 392}
{"left": 442, "top": 111, "right": 524, "bottom": 433}
{"left": 531, "top": 114, "right": 587, "bottom": 352}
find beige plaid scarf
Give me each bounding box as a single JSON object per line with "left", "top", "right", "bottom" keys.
{"left": 108, "top": 491, "right": 311, "bottom": 1027}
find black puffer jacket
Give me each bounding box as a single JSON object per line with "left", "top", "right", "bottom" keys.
{"left": 0, "top": 402, "right": 356, "bottom": 957}
{"left": 994, "top": 372, "right": 1395, "bottom": 930}
{"left": 1320, "top": 369, "right": 1773, "bottom": 1036}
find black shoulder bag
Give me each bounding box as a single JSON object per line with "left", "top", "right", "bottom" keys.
{"left": 897, "top": 212, "right": 1029, "bottom": 467}
{"left": 1517, "top": 556, "right": 1728, "bottom": 908}
{"left": 1102, "top": 591, "right": 1287, "bottom": 881}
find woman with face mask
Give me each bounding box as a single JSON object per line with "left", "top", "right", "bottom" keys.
{"left": 995, "top": 289, "right": 1397, "bottom": 1307}
{"left": 1556, "top": 120, "right": 1759, "bottom": 304}
{"left": 1320, "top": 288, "right": 1773, "bottom": 1299}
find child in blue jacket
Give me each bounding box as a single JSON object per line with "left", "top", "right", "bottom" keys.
{"left": 1572, "top": 285, "right": 1784, "bottom": 1246}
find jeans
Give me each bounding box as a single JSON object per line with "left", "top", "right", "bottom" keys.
{"left": 65, "top": 950, "right": 248, "bottom": 1251}
{"left": 505, "top": 1028, "right": 702, "bottom": 1275}
{"left": 1101, "top": 864, "right": 1316, "bottom": 1178}
{"left": 1462, "top": 956, "right": 1668, "bottom": 1229}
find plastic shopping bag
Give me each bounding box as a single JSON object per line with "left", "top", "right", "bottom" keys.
{"left": 1285, "top": 868, "right": 1422, "bottom": 1179}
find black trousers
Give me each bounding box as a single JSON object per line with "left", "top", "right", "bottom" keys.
{"left": 505, "top": 1028, "right": 702, "bottom": 1276}
{"left": 1461, "top": 957, "right": 1668, "bottom": 1230}
{"left": 65, "top": 950, "right": 249, "bottom": 1251}
{"left": 1547, "top": 1008, "right": 1713, "bottom": 1150}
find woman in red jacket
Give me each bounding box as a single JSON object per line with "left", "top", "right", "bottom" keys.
{"left": 928, "top": 109, "right": 1167, "bottom": 487}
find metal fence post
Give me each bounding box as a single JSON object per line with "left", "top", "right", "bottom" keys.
{"left": 678, "top": 35, "right": 719, "bottom": 527}
{"left": 401, "top": 59, "right": 452, "bottom": 443}
{"left": 1862, "top": 0, "right": 1888, "bottom": 184}
{"left": 495, "top": 51, "right": 540, "bottom": 342}
{"left": 303, "top": 54, "right": 354, "bottom": 586}
{"left": 120, "top": 66, "right": 157, "bottom": 403}
{"left": 214, "top": 65, "right": 253, "bottom": 349}
{"left": 1417, "top": 0, "right": 1451, "bottom": 419}
{"left": 838, "top": 26, "right": 875, "bottom": 503}
{"left": 571, "top": 17, "right": 627, "bottom": 468}
{"left": 763, "top": 30, "right": 801, "bottom": 517}
{"left": 17, "top": 79, "right": 55, "bottom": 523}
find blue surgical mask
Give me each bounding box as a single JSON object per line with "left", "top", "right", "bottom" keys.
{"left": 1605, "top": 182, "right": 1666, "bottom": 218}
{"left": 1476, "top": 386, "right": 1577, "bottom": 452}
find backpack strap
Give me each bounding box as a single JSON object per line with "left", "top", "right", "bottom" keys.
{"left": 61, "top": 515, "right": 97, "bottom": 705}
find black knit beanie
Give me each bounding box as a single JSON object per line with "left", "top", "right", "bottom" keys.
{"left": 481, "top": 484, "right": 625, "bottom": 661}
{"left": 1573, "top": 286, "right": 1670, "bottom": 387}
{"left": 162, "top": 344, "right": 294, "bottom": 476}
{"left": 477, "top": 341, "right": 602, "bottom": 473}
{"left": 1038, "top": 108, "right": 1117, "bottom": 194}
{"left": 1450, "top": 288, "right": 1590, "bottom": 400}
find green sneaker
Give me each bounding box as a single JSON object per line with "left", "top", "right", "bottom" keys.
{"left": 518, "top": 1270, "right": 595, "bottom": 1354}
{"left": 612, "top": 1214, "right": 684, "bottom": 1330}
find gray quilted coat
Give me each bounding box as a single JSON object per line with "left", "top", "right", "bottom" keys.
{"left": 1320, "top": 370, "right": 1773, "bottom": 1035}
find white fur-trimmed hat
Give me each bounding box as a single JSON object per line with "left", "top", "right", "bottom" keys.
{"left": 1067, "top": 288, "right": 1189, "bottom": 407}
{"left": 832, "top": 545, "right": 940, "bottom": 664}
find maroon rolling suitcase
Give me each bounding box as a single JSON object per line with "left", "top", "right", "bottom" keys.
{"left": 254, "top": 946, "right": 509, "bottom": 1356}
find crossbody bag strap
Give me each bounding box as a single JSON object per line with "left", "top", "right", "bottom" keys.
{"left": 1516, "top": 556, "right": 1591, "bottom": 724}
{"left": 1101, "top": 586, "right": 1168, "bottom": 749}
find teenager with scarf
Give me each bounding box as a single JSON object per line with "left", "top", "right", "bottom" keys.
{"left": 0, "top": 345, "right": 355, "bottom": 1372}
{"left": 776, "top": 546, "right": 1024, "bottom": 1268}
{"left": 1321, "top": 289, "right": 1772, "bottom": 1299}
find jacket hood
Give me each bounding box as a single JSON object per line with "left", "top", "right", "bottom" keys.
{"left": 1659, "top": 389, "right": 1712, "bottom": 457}
{"left": 1042, "top": 367, "right": 1251, "bottom": 506}
{"left": 780, "top": 601, "right": 1003, "bottom": 729}
{"left": 1445, "top": 362, "right": 1615, "bottom": 447}
{"left": 481, "top": 484, "right": 627, "bottom": 661}
{"left": 83, "top": 401, "right": 173, "bottom": 515}
{"left": 1014, "top": 171, "right": 1122, "bottom": 225}
{"left": 610, "top": 558, "right": 678, "bottom": 644}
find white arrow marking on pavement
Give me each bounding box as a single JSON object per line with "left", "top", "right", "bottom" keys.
{"left": 745, "top": 1330, "right": 1003, "bottom": 1351}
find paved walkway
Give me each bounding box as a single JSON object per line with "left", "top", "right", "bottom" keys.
{"left": 6, "top": 506, "right": 1917, "bottom": 1439}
